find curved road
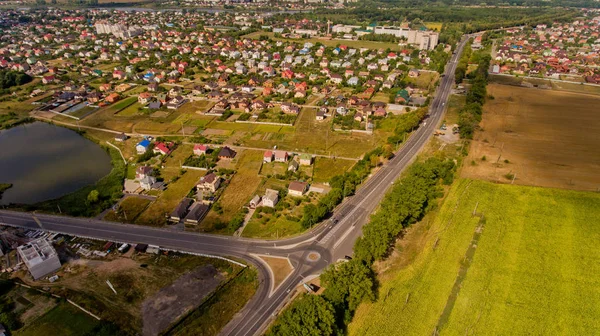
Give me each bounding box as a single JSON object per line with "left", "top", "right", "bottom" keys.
{"left": 0, "top": 36, "right": 469, "bottom": 336}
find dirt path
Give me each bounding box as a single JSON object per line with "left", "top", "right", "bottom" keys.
{"left": 434, "top": 210, "right": 485, "bottom": 335}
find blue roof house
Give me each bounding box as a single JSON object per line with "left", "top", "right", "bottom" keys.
{"left": 136, "top": 139, "right": 151, "bottom": 154}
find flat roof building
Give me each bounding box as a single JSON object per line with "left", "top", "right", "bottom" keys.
{"left": 17, "top": 238, "right": 61, "bottom": 280}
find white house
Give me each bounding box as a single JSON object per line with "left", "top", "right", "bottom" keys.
{"left": 263, "top": 189, "right": 279, "bottom": 208}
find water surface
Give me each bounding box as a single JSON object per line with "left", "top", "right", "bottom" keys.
{"left": 0, "top": 122, "right": 112, "bottom": 205}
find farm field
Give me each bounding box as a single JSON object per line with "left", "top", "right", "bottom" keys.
{"left": 489, "top": 74, "right": 600, "bottom": 96}
{"left": 349, "top": 179, "right": 600, "bottom": 336}
{"left": 462, "top": 84, "right": 600, "bottom": 191}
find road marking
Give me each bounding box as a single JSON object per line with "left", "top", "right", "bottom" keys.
{"left": 333, "top": 225, "right": 355, "bottom": 249}
{"left": 32, "top": 214, "right": 43, "bottom": 229}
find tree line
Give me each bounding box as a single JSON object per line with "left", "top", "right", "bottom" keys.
{"left": 269, "top": 157, "right": 456, "bottom": 335}
{"left": 0, "top": 70, "right": 32, "bottom": 91}
{"left": 458, "top": 53, "right": 491, "bottom": 139}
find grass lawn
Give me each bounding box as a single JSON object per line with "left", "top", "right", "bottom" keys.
{"left": 104, "top": 196, "right": 152, "bottom": 223}
{"left": 109, "top": 96, "right": 137, "bottom": 113}
{"left": 134, "top": 119, "right": 183, "bottom": 134}
{"left": 161, "top": 144, "right": 194, "bottom": 181}
{"left": 242, "top": 107, "right": 385, "bottom": 158}
{"left": 442, "top": 94, "right": 465, "bottom": 125}
{"left": 242, "top": 214, "right": 304, "bottom": 239}
{"left": 312, "top": 157, "right": 355, "bottom": 183}
{"left": 135, "top": 170, "right": 205, "bottom": 226}
{"left": 260, "top": 162, "right": 288, "bottom": 176}
{"left": 14, "top": 302, "right": 99, "bottom": 336}
{"left": 349, "top": 179, "right": 600, "bottom": 335}
{"left": 116, "top": 102, "right": 142, "bottom": 117}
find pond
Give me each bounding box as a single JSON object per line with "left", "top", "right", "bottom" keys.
{"left": 0, "top": 122, "right": 113, "bottom": 205}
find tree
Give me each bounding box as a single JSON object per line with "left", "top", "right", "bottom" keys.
{"left": 87, "top": 190, "right": 99, "bottom": 203}
{"left": 321, "top": 260, "right": 376, "bottom": 315}
{"left": 268, "top": 295, "right": 337, "bottom": 336}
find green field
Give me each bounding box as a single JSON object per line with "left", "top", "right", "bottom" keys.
{"left": 116, "top": 102, "right": 142, "bottom": 117}
{"left": 243, "top": 31, "right": 403, "bottom": 51}
{"left": 110, "top": 96, "right": 137, "bottom": 113}
{"left": 312, "top": 157, "right": 355, "bottom": 183}
{"left": 15, "top": 302, "right": 99, "bottom": 336}
{"left": 350, "top": 179, "right": 600, "bottom": 335}
{"left": 104, "top": 196, "right": 152, "bottom": 223}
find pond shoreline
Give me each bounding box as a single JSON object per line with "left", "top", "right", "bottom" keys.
{"left": 2, "top": 122, "right": 126, "bottom": 217}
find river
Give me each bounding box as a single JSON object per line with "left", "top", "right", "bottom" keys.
{"left": 0, "top": 122, "right": 112, "bottom": 205}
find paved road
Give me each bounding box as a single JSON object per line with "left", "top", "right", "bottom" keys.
{"left": 1, "top": 36, "right": 469, "bottom": 336}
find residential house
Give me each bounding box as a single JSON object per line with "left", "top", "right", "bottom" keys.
{"left": 193, "top": 144, "right": 208, "bottom": 156}
{"left": 113, "top": 70, "right": 126, "bottom": 80}
{"left": 184, "top": 202, "right": 210, "bottom": 224}
{"left": 274, "top": 151, "right": 288, "bottom": 162}
{"left": 280, "top": 103, "right": 300, "bottom": 114}
{"left": 167, "top": 96, "right": 186, "bottom": 109}
{"left": 249, "top": 195, "right": 261, "bottom": 209}
{"left": 105, "top": 93, "right": 120, "bottom": 103}
{"left": 136, "top": 165, "right": 154, "bottom": 180}
{"left": 197, "top": 173, "right": 222, "bottom": 193}
{"left": 218, "top": 146, "right": 236, "bottom": 160}
{"left": 136, "top": 139, "right": 151, "bottom": 154}
{"left": 42, "top": 75, "right": 55, "bottom": 84}
{"left": 138, "top": 92, "right": 152, "bottom": 104}
{"left": 288, "top": 160, "right": 299, "bottom": 172}
{"left": 288, "top": 181, "right": 308, "bottom": 197}
{"left": 170, "top": 198, "right": 193, "bottom": 222}
{"left": 299, "top": 154, "right": 312, "bottom": 166}
{"left": 140, "top": 175, "right": 157, "bottom": 190}
{"left": 316, "top": 110, "right": 325, "bottom": 120}
{"left": 153, "top": 142, "right": 172, "bottom": 155}
{"left": 263, "top": 189, "right": 279, "bottom": 208}
{"left": 114, "top": 133, "right": 128, "bottom": 142}
{"left": 263, "top": 150, "right": 273, "bottom": 163}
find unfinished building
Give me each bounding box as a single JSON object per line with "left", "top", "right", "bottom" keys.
{"left": 17, "top": 238, "right": 61, "bottom": 280}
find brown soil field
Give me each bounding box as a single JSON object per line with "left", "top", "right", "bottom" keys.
{"left": 461, "top": 84, "right": 600, "bottom": 191}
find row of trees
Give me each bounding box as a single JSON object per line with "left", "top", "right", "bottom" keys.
{"left": 458, "top": 54, "right": 492, "bottom": 139}
{"left": 454, "top": 39, "right": 473, "bottom": 84}
{"left": 354, "top": 157, "right": 456, "bottom": 263}
{"left": 270, "top": 157, "right": 456, "bottom": 335}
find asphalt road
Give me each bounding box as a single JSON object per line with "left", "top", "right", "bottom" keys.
{"left": 0, "top": 36, "right": 469, "bottom": 336}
